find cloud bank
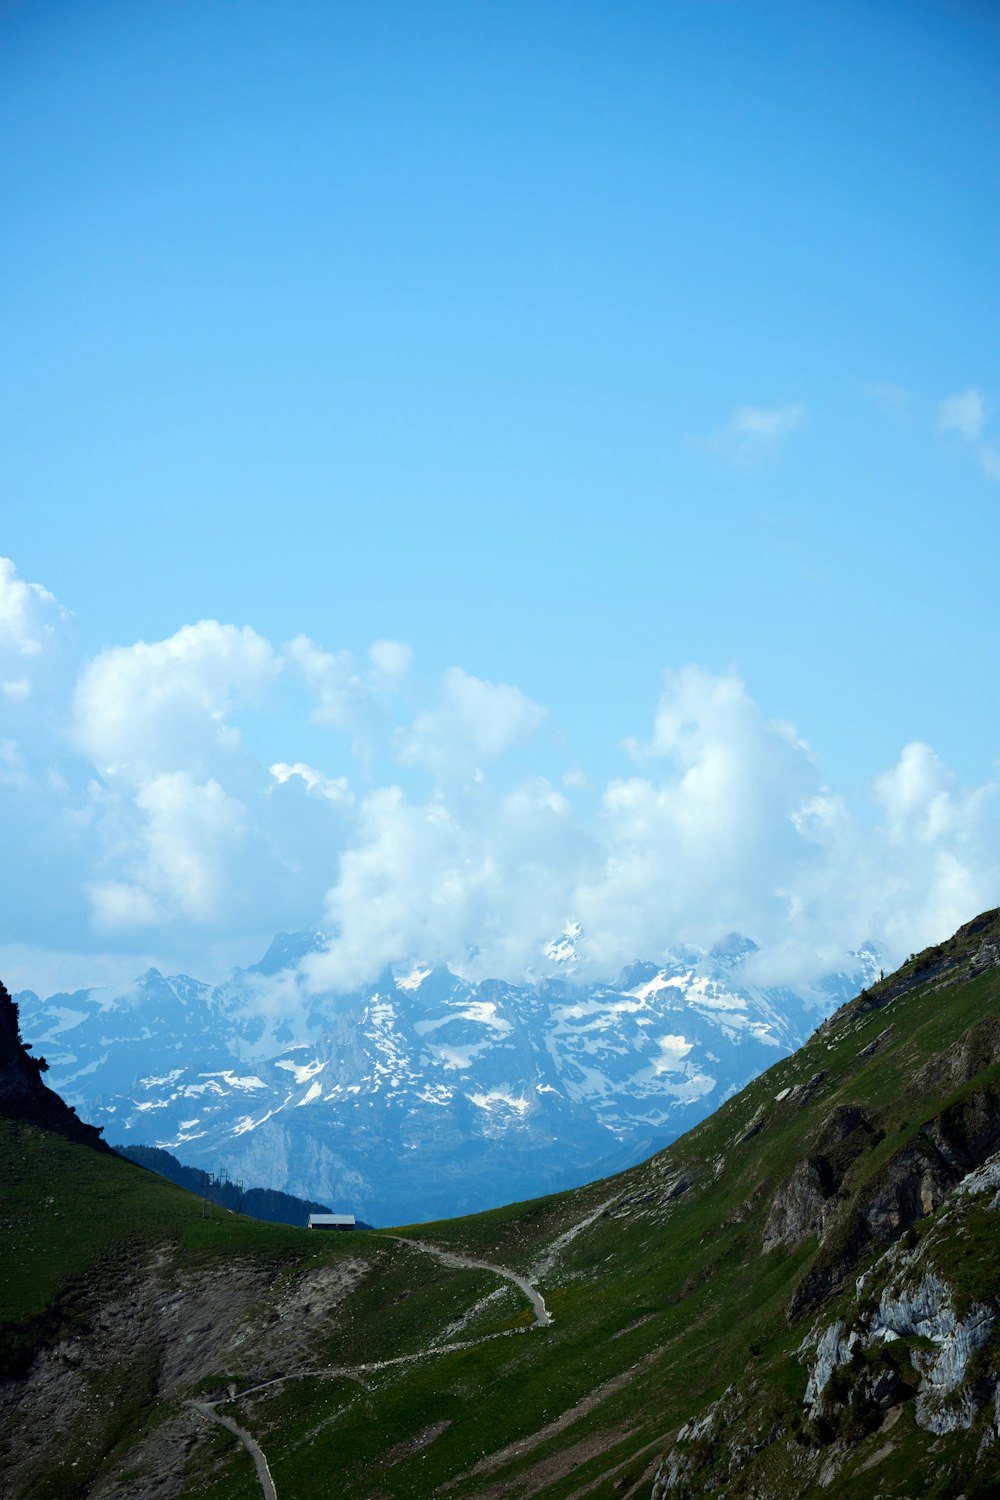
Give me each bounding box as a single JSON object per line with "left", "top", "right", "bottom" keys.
{"left": 1, "top": 556, "right": 998, "bottom": 996}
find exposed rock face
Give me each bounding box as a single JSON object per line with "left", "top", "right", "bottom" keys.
{"left": 801, "top": 1246, "right": 999, "bottom": 1441}
{"left": 763, "top": 1103, "right": 879, "bottom": 1253}
{"left": 761, "top": 1158, "right": 831, "bottom": 1252}
{"left": 0, "top": 982, "right": 107, "bottom": 1151}
{"left": 802, "top": 1318, "right": 862, "bottom": 1412}
{"left": 970, "top": 941, "right": 1000, "bottom": 975}
{"left": 784, "top": 1084, "right": 1000, "bottom": 1322}
{"left": 911, "top": 1015, "right": 1000, "bottom": 1098}
{"left": 0, "top": 1247, "right": 367, "bottom": 1497}
{"left": 872, "top": 1271, "right": 995, "bottom": 1434}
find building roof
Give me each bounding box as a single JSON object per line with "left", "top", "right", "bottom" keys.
{"left": 307, "top": 1213, "right": 356, "bottom": 1227}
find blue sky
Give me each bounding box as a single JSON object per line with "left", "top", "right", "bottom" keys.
{"left": 2, "top": 0, "right": 1000, "bottom": 995}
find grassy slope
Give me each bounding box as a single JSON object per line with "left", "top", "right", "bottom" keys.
{"left": 3, "top": 913, "right": 1000, "bottom": 1498}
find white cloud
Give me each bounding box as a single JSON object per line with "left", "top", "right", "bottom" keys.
{"left": 87, "top": 879, "right": 161, "bottom": 931}
{"left": 936, "top": 387, "right": 1000, "bottom": 481}
{"left": 74, "top": 620, "right": 279, "bottom": 780}
{"left": 938, "top": 388, "right": 987, "bottom": 443}
{"left": 269, "top": 761, "right": 353, "bottom": 803}
{"left": 0, "top": 556, "right": 69, "bottom": 658}
{"left": 716, "top": 403, "right": 804, "bottom": 464}
{"left": 287, "top": 635, "right": 366, "bottom": 729}
{"left": 578, "top": 668, "right": 819, "bottom": 969}
{"left": 369, "top": 639, "right": 413, "bottom": 681}
{"left": 303, "top": 776, "right": 585, "bottom": 992}
{"left": 286, "top": 633, "right": 408, "bottom": 757}
{"left": 302, "top": 665, "right": 1000, "bottom": 995}
{"left": 0, "top": 558, "right": 74, "bottom": 716}
{"left": 397, "top": 666, "right": 546, "bottom": 778}
{"left": 82, "top": 771, "right": 249, "bottom": 931}
{"left": 134, "top": 771, "right": 249, "bottom": 922}
{"left": 3, "top": 555, "right": 998, "bottom": 997}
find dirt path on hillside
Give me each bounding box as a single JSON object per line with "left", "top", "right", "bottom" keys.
{"left": 192, "top": 1400, "right": 278, "bottom": 1500}
{"left": 388, "top": 1234, "right": 553, "bottom": 1327}
{"left": 187, "top": 1232, "right": 553, "bottom": 1498}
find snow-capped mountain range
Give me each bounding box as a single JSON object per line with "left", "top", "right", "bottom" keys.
{"left": 15, "top": 931, "right": 879, "bottom": 1225}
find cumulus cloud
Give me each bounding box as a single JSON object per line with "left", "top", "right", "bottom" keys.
{"left": 269, "top": 761, "right": 353, "bottom": 803}
{"left": 287, "top": 635, "right": 367, "bottom": 728}
{"left": 286, "top": 633, "right": 409, "bottom": 758}
{"left": 397, "top": 667, "right": 547, "bottom": 779}
{"left": 584, "top": 668, "right": 817, "bottom": 967}
{"left": 369, "top": 639, "right": 413, "bottom": 681}
{"left": 715, "top": 402, "right": 804, "bottom": 464}
{"left": 3, "top": 555, "right": 999, "bottom": 997}
{"left": 303, "top": 776, "right": 586, "bottom": 992}
{"left": 0, "top": 556, "right": 69, "bottom": 659}
{"left": 0, "top": 556, "right": 73, "bottom": 704}
{"left": 74, "top": 621, "right": 279, "bottom": 779}
{"left": 82, "top": 766, "right": 252, "bottom": 934}
{"left": 302, "top": 665, "right": 999, "bottom": 996}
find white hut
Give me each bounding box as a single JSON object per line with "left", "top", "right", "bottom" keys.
{"left": 307, "top": 1213, "right": 356, "bottom": 1231}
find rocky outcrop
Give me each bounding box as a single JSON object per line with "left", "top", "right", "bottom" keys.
{"left": 762, "top": 1104, "right": 877, "bottom": 1255}
{"left": 782, "top": 1080, "right": 1000, "bottom": 1322}
{"left": 873, "top": 1271, "right": 994, "bottom": 1434}
{"left": 802, "top": 1318, "right": 863, "bottom": 1412}
{"left": 762, "top": 1158, "right": 832, "bottom": 1252}
{"left": 911, "top": 1015, "right": 1000, "bottom": 1099}
{"left": 970, "top": 941, "right": 1000, "bottom": 975}
{"left": 650, "top": 913, "right": 1000, "bottom": 1500}
{"left": 787, "top": 1138, "right": 955, "bottom": 1320}
{"left": 653, "top": 1148, "right": 1000, "bottom": 1499}
{"left": 0, "top": 981, "right": 107, "bottom": 1150}
{"left": 803, "top": 1258, "right": 998, "bottom": 1438}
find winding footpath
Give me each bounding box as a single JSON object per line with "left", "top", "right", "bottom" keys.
{"left": 192, "top": 1401, "right": 278, "bottom": 1500}
{"left": 388, "top": 1235, "right": 552, "bottom": 1327}
{"left": 190, "top": 1234, "right": 552, "bottom": 1498}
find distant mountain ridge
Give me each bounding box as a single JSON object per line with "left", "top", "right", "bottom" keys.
{"left": 111, "top": 1143, "right": 344, "bottom": 1227}
{"left": 17, "top": 933, "right": 879, "bottom": 1225}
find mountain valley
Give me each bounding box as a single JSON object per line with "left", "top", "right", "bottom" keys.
{"left": 15, "top": 933, "right": 876, "bottom": 1224}
{"left": 2, "top": 911, "right": 999, "bottom": 1497}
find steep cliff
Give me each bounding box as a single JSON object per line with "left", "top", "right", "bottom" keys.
{"left": 0, "top": 981, "right": 107, "bottom": 1150}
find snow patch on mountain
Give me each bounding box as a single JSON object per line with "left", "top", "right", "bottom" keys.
{"left": 16, "top": 930, "right": 880, "bottom": 1225}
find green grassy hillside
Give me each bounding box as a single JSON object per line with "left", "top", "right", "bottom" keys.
{"left": 3, "top": 912, "right": 1000, "bottom": 1498}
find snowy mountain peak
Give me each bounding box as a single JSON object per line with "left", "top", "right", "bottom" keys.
{"left": 247, "top": 928, "right": 328, "bottom": 977}
{"left": 545, "top": 921, "right": 582, "bottom": 968}
{"left": 708, "top": 932, "right": 760, "bottom": 966}
{"left": 17, "top": 931, "right": 879, "bottom": 1226}
{"left": 394, "top": 963, "right": 433, "bottom": 992}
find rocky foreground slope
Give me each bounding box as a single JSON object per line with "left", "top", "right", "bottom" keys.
{"left": 2, "top": 913, "right": 999, "bottom": 1498}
